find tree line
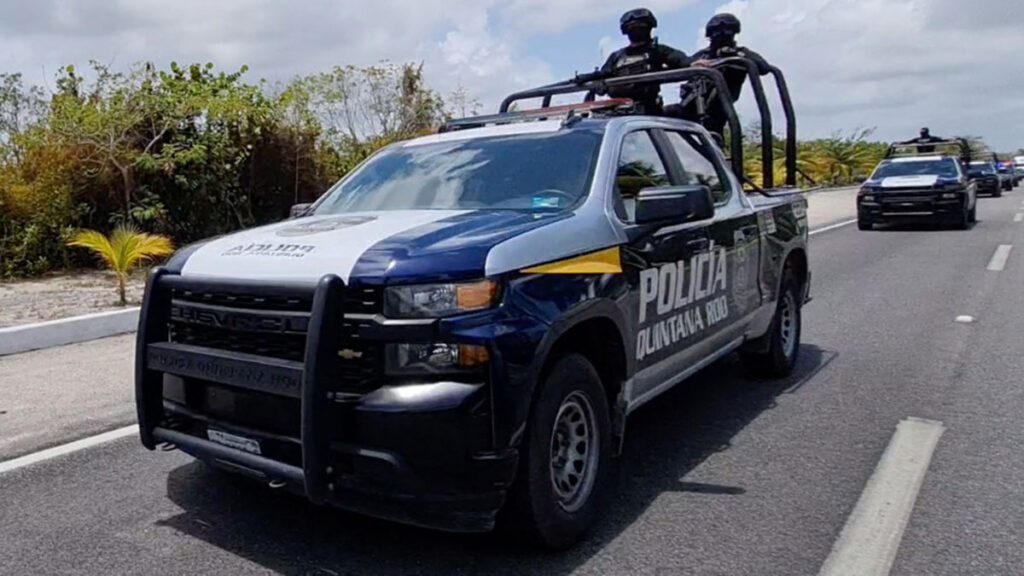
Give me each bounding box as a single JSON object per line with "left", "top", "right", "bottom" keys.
{"left": 0, "top": 58, "right": 1006, "bottom": 278}
{"left": 0, "top": 60, "right": 472, "bottom": 278}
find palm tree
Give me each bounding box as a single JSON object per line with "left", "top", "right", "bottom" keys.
{"left": 67, "top": 224, "right": 174, "bottom": 305}
{"left": 812, "top": 130, "right": 879, "bottom": 185}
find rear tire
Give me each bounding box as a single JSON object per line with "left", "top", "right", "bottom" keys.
{"left": 500, "top": 354, "right": 612, "bottom": 550}
{"left": 741, "top": 271, "right": 802, "bottom": 378}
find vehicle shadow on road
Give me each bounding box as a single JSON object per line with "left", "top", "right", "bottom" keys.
{"left": 158, "top": 344, "right": 836, "bottom": 576}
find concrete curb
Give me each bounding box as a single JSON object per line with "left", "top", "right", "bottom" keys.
{"left": 0, "top": 307, "right": 140, "bottom": 356}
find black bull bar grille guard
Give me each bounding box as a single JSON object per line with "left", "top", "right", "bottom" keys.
{"left": 135, "top": 267, "right": 345, "bottom": 505}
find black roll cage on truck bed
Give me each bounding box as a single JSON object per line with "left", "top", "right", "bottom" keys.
{"left": 884, "top": 138, "right": 974, "bottom": 167}
{"left": 442, "top": 57, "right": 803, "bottom": 192}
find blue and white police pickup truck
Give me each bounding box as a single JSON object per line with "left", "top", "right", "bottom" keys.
{"left": 134, "top": 101, "right": 811, "bottom": 549}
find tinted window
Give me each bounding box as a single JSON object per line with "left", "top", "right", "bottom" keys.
{"left": 665, "top": 130, "right": 730, "bottom": 203}
{"left": 312, "top": 131, "right": 603, "bottom": 214}
{"left": 872, "top": 159, "right": 959, "bottom": 179}
{"left": 615, "top": 131, "right": 670, "bottom": 221}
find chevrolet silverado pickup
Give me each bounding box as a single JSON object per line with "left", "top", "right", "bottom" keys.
{"left": 134, "top": 97, "right": 811, "bottom": 549}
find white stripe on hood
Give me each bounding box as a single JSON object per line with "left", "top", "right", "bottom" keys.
{"left": 180, "top": 210, "right": 469, "bottom": 283}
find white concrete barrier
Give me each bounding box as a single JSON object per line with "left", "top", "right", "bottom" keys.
{"left": 0, "top": 307, "right": 140, "bottom": 356}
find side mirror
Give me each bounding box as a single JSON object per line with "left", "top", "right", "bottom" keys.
{"left": 290, "top": 203, "right": 312, "bottom": 219}
{"left": 635, "top": 185, "right": 714, "bottom": 225}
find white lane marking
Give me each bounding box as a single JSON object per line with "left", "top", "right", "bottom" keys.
{"left": 818, "top": 417, "right": 945, "bottom": 576}
{"left": 0, "top": 425, "right": 138, "bottom": 475}
{"left": 1014, "top": 213, "right": 1023, "bottom": 223}
{"left": 955, "top": 315, "right": 975, "bottom": 324}
{"left": 987, "top": 244, "right": 1013, "bottom": 271}
{"left": 810, "top": 219, "right": 859, "bottom": 236}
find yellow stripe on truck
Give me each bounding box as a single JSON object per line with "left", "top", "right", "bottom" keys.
{"left": 521, "top": 246, "right": 623, "bottom": 274}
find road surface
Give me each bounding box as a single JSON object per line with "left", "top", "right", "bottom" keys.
{"left": 3, "top": 186, "right": 1022, "bottom": 575}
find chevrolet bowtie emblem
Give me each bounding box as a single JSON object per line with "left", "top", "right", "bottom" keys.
{"left": 337, "top": 349, "right": 363, "bottom": 360}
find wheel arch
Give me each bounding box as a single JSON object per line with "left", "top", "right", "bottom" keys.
{"left": 525, "top": 300, "right": 632, "bottom": 448}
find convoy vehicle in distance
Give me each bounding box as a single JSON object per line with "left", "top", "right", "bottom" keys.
{"left": 996, "top": 162, "right": 1016, "bottom": 191}
{"left": 859, "top": 139, "right": 977, "bottom": 230}
{"left": 1014, "top": 156, "right": 1024, "bottom": 184}
{"left": 133, "top": 64, "right": 811, "bottom": 549}
{"left": 969, "top": 161, "right": 1002, "bottom": 197}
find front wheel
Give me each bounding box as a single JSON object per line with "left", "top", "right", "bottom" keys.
{"left": 858, "top": 218, "right": 873, "bottom": 231}
{"left": 501, "top": 354, "right": 612, "bottom": 550}
{"left": 741, "top": 272, "right": 801, "bottom": 378}
{"left": 969, "top": 203, "right": 977, "bottom": 223}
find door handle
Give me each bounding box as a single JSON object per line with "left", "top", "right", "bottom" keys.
{"left": 686, "top": 237, "right": 710, "bottom": 251}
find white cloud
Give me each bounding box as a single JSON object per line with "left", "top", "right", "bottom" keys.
{"left": 0, "top": 0, "right": 1020, "bottom": 151}
{"left": 716, "top": 0, "right": 1024, "bottom": 151}
{"left": 498, "top": 0, "right": 702, "bottom": 33}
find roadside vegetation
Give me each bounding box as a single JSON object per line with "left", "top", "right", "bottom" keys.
{"left": 0, "top": 59, "right": 1011, "bottom": 279}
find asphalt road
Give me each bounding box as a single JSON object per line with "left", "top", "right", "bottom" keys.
{"left": 2, "top": 187, "right": 1023, "bottom": 575}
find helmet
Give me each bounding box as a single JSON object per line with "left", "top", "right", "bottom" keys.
{"left": 620, "top": 8, "right": 657, "bottom": 34}
{"left": 706, "top": 12, "right": 741, "bottom": 38}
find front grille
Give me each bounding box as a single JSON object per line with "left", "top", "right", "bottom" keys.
{"left": 172, "top": 288, "right": 313, "bottom": 312}
{"left": 169, "top": 321, "right": 309, "bottom": 362}
{"left": 166, "top": 284, "right": 384, "bottom": 391}
{"left": 345, "top": 286, "right": 382, "bottom": 315}
{"left": 881, "top": 194, "right": 935, "bottom": 203}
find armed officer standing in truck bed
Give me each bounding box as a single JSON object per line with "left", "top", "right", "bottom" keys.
{"left": 592, "top": 8, "right": 692, "bottom": 115}
{"left": 665, "top": 13, "right": 770, "bottom": 137}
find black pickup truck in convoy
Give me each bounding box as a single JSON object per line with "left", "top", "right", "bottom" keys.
{"left": 134, "top": 66, "right": 812, "bottom": 549}
{"left": 858, "top": 139, "right": 978, "bottom": 230}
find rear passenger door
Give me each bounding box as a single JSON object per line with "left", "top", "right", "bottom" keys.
{"left": 660, "top": 129, "right": 763, "bottom": 347}
{"left": 614, "top": 129, "right": 714, "bottom": 403}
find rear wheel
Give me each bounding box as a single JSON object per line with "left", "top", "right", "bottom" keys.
{"left": 741, "top": 271, "right": 801, "bottom": 378}
{"left": 501, "top": 354, "right": 612, "bottom": 550}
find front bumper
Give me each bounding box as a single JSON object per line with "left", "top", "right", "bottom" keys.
{"left": 975, "top": 180, "right": 999, "bottom": 194}
{"left": 136, "top": 269, "right": 518, "bottom": 533}
{"left": 858, "top": 192, "right": 966, "bottom": 222}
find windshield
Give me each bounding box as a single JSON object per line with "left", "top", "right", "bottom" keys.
{"left": 969, "top": 163, "right": 996, "bottom": 176}
{"left": 872, "top": 159, "right": 959, "bottom": 179}
{"left": 311, "top": 131, "right": 603, "bottom": 214}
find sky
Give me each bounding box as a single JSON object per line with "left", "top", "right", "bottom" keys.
{"left": 0, "top": 0, "right": 1022, "bottom": 151}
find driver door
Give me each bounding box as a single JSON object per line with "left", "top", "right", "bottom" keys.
{"left": 615, "top": 129, "right": 713, "bottom": 404}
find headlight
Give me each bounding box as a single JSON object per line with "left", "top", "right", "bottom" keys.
{"left": 384, "top": 280, "right": 498, "bottom": 318}
{"left": 385, "top": 343, "right": 489, "bottom": 375}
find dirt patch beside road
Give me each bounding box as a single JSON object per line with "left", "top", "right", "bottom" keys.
{"left": 0, "top": 271, "right": 147, "bottom": 328}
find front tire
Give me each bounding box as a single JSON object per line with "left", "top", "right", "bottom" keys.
{"left": 858, "top": 218, "right": 873, "bottom": 231}
{"left": 501, "top": 354, "right": 612, "bottom": 550}
{"left": 741, "top": 271, "right": 802, "bottom": 378}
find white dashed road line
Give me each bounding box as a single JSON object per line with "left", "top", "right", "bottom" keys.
{"left": 810, "top": 219, "right": 858, "bottom": 236}
{"left": 987, "top": 245, "right": 1013, "bottom": 271}
{"left": 818, "top": 417, "right": 945, "bottom": 576}
{"left": 0, "top": 425, "right": 138, "bottom": 475}
{"left": 1014, "top": 213, "right": 1023, "bottom": 223}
